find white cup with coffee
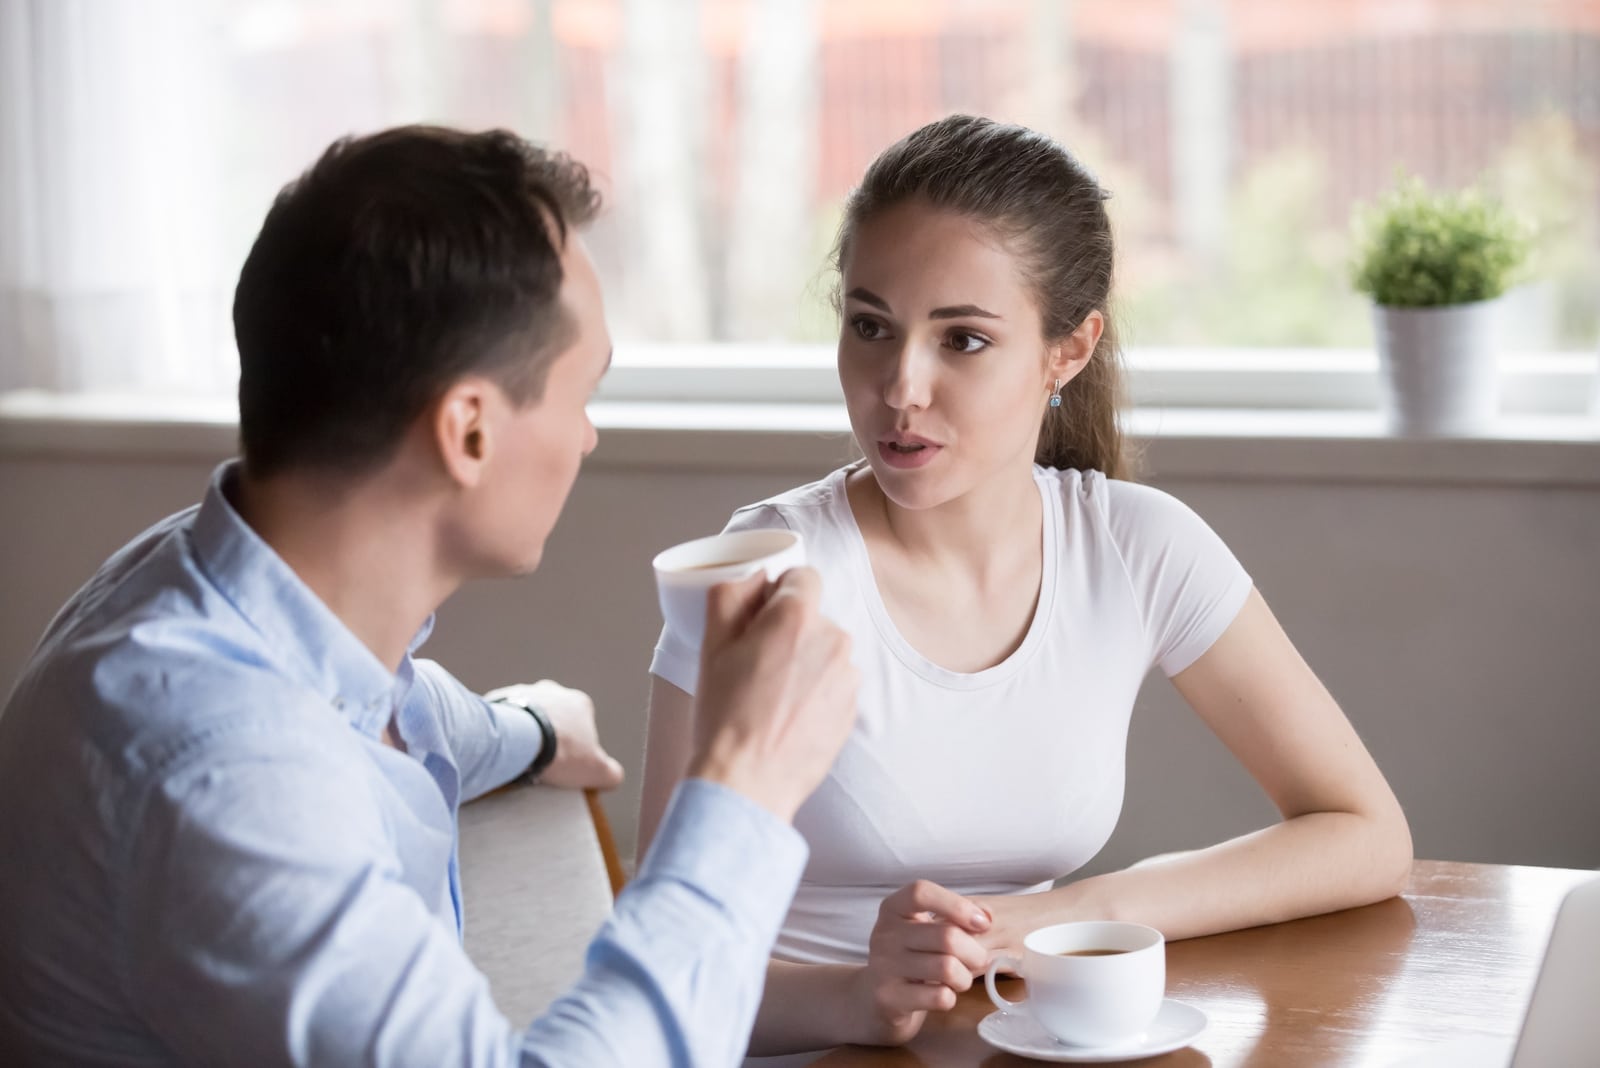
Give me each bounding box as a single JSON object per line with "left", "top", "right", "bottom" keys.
{"left": 652, "top": 529, "right": 806, "bottom": 648}
{"left": 985, "top": 920, "right": 1165, "bottom": 1048}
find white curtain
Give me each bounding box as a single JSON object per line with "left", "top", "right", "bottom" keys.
{"left": 0, "top": 0, "right": 232, "bottom": 395}
{"left": 0, "top": 0, "right": 830, "bottom": 396}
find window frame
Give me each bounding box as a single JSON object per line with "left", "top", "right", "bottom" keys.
{"left": 595, "top": 344, "right": 1598, "bottom": 417}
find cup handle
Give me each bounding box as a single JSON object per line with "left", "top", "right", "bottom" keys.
{"left": 985, "top": 955, "right": 1025, "bottom": 1013}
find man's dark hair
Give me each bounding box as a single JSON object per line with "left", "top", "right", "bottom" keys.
{"left": 233, "top": 125, "right": 600, "bottom": 478}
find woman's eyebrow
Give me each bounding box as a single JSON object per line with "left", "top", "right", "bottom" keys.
{"left": 846, "top": 288, "right": 1002, "bottom": 321}
{"left": 845, "top": 286, "right": 890, "bottom": 311}
{"left": 929, "top": 304, "right": 1000, "bottom": 320}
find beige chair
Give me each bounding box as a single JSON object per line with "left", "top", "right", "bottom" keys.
{"left": 458, "top": 784, "right": 625, "bottom": 1024}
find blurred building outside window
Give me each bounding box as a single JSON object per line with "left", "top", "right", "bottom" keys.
{"left": 2, "top": 0, "right": 1596, "bottom": 416}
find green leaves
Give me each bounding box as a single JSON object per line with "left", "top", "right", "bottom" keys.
{"left": 1350, "top": 176, "right": 1531, "bottom": 308}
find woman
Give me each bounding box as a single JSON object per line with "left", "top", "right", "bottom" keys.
{"left": 638, "top": 114, "right": 1412, "bottom": 1056}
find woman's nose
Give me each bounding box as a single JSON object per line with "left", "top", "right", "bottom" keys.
{"left": 882, "top": 342, "right": 933, "bottom": 412}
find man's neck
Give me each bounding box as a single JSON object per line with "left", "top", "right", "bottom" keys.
{"left": 231, "top": 465, "right": 454, "bottom": 672}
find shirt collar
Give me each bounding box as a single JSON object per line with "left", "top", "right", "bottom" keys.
{"left": 189, "top": 460, "right": 435, "bottom": 737}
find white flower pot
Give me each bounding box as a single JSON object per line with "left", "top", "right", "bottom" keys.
{"left": 1372, "top": 296, "right": 1505, "bottom": 437}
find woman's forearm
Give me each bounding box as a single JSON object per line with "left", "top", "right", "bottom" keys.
{"left": 984, "top": 808, "right": 1413, "bottom": 950}
{"left": 746, "top": 960, "right": 872, "bottom": 1056}
{"left": 1078, "top": 809, "right": 1411, "bottom": 938}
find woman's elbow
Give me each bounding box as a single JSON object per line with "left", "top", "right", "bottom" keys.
{"left": 1369, "top": 804, "right": 1414, "bottom": 900}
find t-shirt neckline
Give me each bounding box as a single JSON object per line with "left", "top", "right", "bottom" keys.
{"left": 827, "top": 463, "right": 1061, "bottom": 691}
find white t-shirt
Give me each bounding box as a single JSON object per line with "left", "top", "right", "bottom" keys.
{"left": 650, "top": 463, "right": 1252, "bottom": 965}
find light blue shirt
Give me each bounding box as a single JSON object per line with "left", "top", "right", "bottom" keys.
{"left": 0, "top": 462, "right": 808, "bottom": 1066}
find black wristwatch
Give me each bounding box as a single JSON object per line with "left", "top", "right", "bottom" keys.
{"left": 492, "top": 695, "right": 558, "bottom": 783}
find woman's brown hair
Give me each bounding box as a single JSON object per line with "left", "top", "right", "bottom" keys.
{"left": 833, "top": 114, "right": 1129, "bottom": 479}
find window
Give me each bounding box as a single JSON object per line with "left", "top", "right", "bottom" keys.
{"left": 3, "top": 0, "right": 1596, "bottom": 403}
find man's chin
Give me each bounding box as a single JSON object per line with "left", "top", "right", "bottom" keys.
{"left": 463, "top": 542, "right": 546, "bottom": 581}
{"left": 502, "top": 544, "right": 546, "bottom": 577}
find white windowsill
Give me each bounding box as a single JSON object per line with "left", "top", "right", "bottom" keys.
{"left": 2, "top": 389, "right": 1596, "bottom": 487}
{"left": 593, "top": 345, "right": 1595, "bottom": 411}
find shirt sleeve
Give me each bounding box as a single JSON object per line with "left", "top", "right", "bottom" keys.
{"left": 125, "top": 727, "right": 807, "bottom": 1068}
{"left": 648, "top": 505, "right": 793, "bottom": 696}
{"left": 413, "top": 658, "right": 544, "bottom": 803}
{"left": 1104, "top": 480, "right": 1254, "bottom": 677}
{"left": 524, "top": 779, "right": 808, "bottom": 1065}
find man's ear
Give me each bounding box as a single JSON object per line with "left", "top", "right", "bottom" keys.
{"left": 432, "top": 377, "right": 495, "bottom": 488}
{"left": 1047, "top": 309, "right": 1105, "bottom": 388}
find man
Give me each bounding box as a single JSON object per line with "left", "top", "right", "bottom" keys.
{"left": 0, "top": 126, "right": 858, "bottom": 1066}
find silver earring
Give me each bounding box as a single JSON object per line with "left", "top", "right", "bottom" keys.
{"left": 1049, "top": 379, "right": 1063, "bottom": 409}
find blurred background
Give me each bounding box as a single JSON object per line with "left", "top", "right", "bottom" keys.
{"left": 3, "top": 1, "right": 1598, "bottom": 873}
{"left": 3, "top": 0, "right": 1598, "bottom": 395}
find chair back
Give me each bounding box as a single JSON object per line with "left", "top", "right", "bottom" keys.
{"left": 458, "top": 784, "right": 620, "bottom": 1024}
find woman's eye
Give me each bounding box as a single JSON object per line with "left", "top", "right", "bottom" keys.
{"left": 947, "top": 330, "right": 989, "bottom": 354}
{"left": 851, "top": 316, "right": 887, "bottom": 341}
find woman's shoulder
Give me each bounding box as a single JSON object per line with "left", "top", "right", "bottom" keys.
{"left": 1036, "top": 466, "right": 1212, "bottom": 546}
{"left": 723, "top": 464, "right": 855, "bottom": 536}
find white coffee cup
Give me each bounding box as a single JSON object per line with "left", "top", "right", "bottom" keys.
{"left": 985, "top": 920, "right": 1165, "bottom": 1048}
{"left": 652, "top": 529, "right": 806, "bottom": 648}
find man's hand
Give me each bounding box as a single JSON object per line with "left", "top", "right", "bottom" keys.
{"left": 486, "top": 680, "right": 624, "bottom": 790}
{"left": 687, "top": 567, "right": 858, "bottom": 823}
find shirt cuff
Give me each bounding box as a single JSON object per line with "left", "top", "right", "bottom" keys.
{"left": 484, "top": 697, "right": 545, "bottom": 785}
{"left": 639, "top": 778, "right": 808, "bottom": 940}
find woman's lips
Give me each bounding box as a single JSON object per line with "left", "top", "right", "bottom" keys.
{"left": 877, "top": 439, "right": 942, "bottom": 469}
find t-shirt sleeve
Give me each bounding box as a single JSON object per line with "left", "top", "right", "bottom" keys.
{"left": 648, "top": 504, "right": 794, "bottom": 695}
{"left": 1105, "top": 481, "right": 1254, "bottom": 678}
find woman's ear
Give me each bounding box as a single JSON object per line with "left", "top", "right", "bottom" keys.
{"left": 1047, "top": 309, "right": 1105, "bottom": 387}
{"left": 431, "top": 377, "right": 494, "bottom": 488}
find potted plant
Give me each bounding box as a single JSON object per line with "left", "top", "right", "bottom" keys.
{"left": 1351, "top": 176, "right": 1532, "bottom": 436}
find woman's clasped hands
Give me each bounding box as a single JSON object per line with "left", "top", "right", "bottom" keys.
{"left": 847, "top": 879, "right": 997, "bottom": 1045}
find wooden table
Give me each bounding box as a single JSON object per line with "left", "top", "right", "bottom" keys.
{"left": 812, "top": 861, "right": 1594, "bottom": 1067}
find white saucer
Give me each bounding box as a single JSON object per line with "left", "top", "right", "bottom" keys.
{"left": 976, "top": 999, "right": 1207, "bottom": 1063}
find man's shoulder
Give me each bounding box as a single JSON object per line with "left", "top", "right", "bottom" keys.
{"left": 28, "top": 503, "right": 204, "bottom": 659}
{"left": 34, "top": 616, "right": 327, "bottom": 770}
{"left": 9, "top": 512, "right": 340, "bottom": 786}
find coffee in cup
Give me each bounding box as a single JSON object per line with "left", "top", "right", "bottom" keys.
{"left": 652, "top": 529, "right": 806, "bottom": 648}
{"left": 985, "top": 920, "right": 1165, "bottom": 1047}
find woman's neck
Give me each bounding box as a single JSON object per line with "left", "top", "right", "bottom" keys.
{"left": 849, "top": 461, "right": 1043, "bottom": 582}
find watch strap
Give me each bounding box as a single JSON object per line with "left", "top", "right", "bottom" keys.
{"left": 492, "top": 696, "right": 558, "bottom": 783}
